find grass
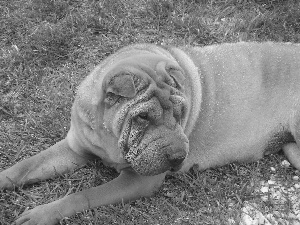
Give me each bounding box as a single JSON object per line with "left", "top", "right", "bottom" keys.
{"left": 1, "top": 0, "right": 300, "bottom": 224}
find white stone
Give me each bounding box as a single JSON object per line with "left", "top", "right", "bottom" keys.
{"left": 261, "top": 186, "right": 269, "bottom": 193}
{"left": 281, "top": 160, "right": 291, "bottom": 167}
{"left": 268, "top": 180, "right": 276, "bottom": 185}
{"left": 294, "top": 183, "right": 300, "bottom": 189}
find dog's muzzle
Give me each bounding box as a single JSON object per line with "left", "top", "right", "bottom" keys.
{"left": 124, "top": 125, "right": 189, "bottom": 176}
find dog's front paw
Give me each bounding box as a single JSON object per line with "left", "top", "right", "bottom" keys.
{"left": 15, "top": 202, "right": 63, "bottom": 225}
{"left": 0, "top": 172, "right": 14, "bottom": 190}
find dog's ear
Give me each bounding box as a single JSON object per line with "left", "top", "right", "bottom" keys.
{"left": 107, "top": 74, "right": 136, "bottom": 98}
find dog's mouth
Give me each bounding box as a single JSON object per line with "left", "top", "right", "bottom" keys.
{"left": 120, "top": 124, "right": 189, "bottom": 176}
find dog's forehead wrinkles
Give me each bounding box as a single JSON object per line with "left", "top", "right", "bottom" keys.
{"left": 138, "top": 61, "right": 183, "bottom": 90}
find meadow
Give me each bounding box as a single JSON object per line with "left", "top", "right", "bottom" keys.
{"left": 1, "top": 0, "right": 300, "bottom": 224}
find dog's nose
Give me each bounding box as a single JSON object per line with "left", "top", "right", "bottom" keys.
{"left": 167, "top": 155, "right": 185, "bottom": 172}
{"left": 169, "top": 157, "right": 185, "bottom": 167}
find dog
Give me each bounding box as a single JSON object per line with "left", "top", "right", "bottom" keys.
{"left": 1, "top": 42, "right": 300, "bottom": 225}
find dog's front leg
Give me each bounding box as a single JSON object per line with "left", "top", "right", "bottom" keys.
{"left": 0, "top": 139, "right": 89, "bottom": 189}
{"left": 14, "top": 168, "right": 166, "bottom": 225}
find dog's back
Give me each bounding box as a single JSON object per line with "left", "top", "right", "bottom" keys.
{"left": 179, "top": 42, "right": 300, "bottom": 171}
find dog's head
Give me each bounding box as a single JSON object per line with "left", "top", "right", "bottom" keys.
{"left": 100, "top": 49, "right": 190, "bottom": 176}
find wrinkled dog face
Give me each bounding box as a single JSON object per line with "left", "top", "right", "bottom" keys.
{"left": 102, "top": 53, "right": 189, "bottom": 176}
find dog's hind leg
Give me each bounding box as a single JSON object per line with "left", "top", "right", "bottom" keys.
{"left": 283, "top": 115, "right": 300, "bottom": 170}
{"left": 283, "top": 143, "right": 300, "bottom": 170}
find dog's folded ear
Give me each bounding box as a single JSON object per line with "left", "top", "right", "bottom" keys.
{"left": 106, "top": 74, "right": 136, "bottom": 98}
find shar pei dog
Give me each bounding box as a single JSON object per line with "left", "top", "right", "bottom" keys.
{"left": 1, "top": 42, "right": 300, "bottom": 225}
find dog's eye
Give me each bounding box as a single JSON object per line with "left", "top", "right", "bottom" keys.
{"left": 138, "top": 113, "right": 148, "bottom": 120}
{"left": 136, "top": 113, "right": 148, "bottom": 122}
